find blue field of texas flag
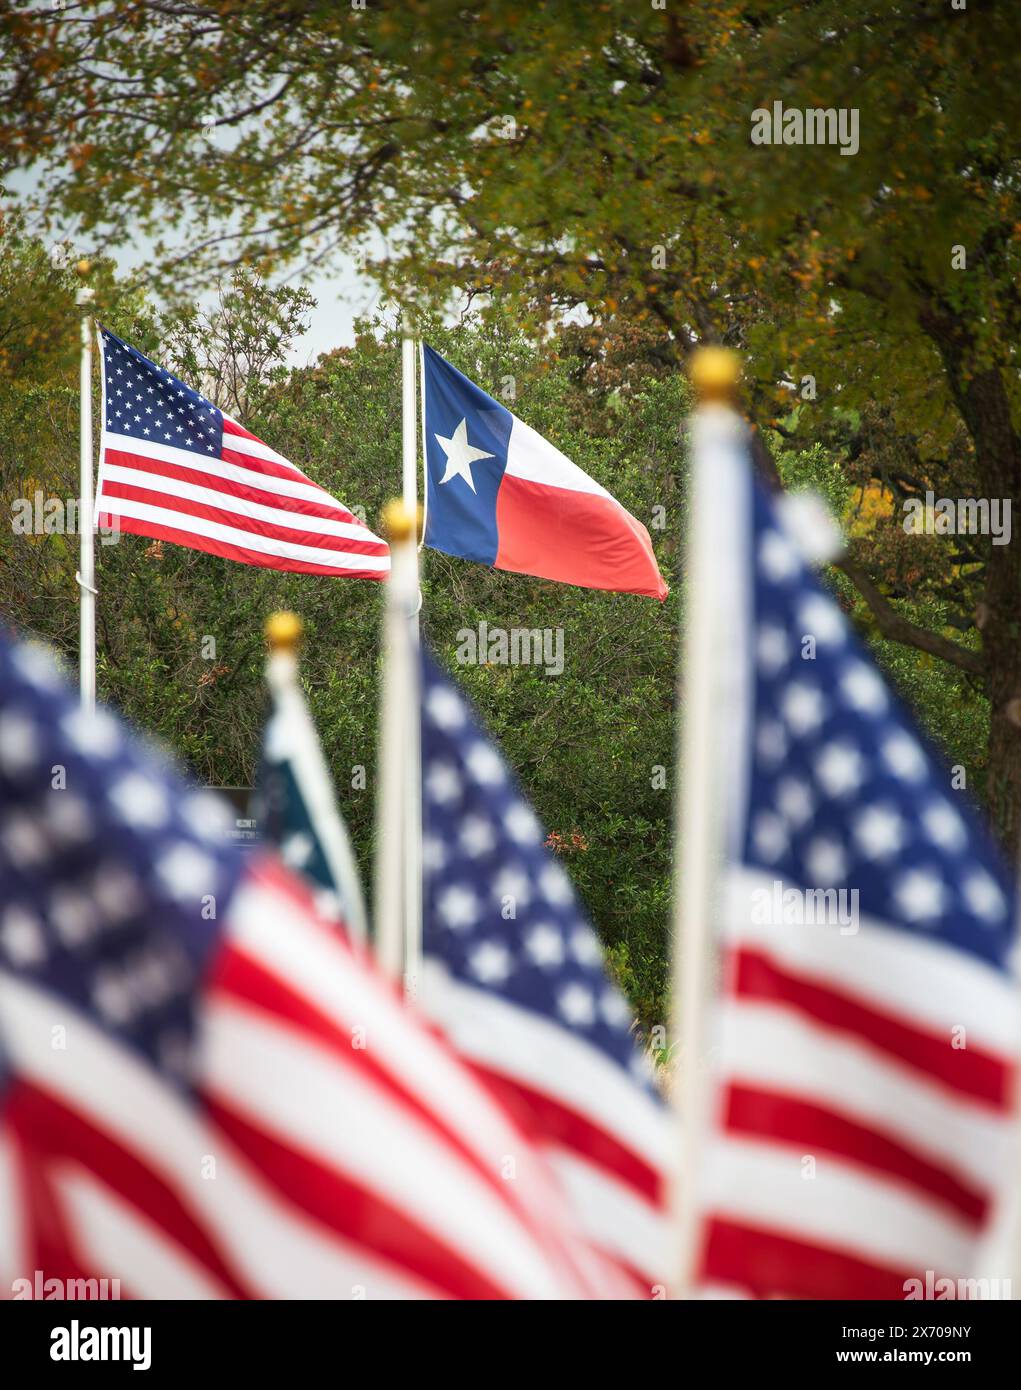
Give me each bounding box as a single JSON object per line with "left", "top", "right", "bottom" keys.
{"left": 421, "top": 346, "right": 668, "bottom": 600}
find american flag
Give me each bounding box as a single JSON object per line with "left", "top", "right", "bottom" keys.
{"left": 419, "top": 649, "right": 672, "bottom": 1294}
{"left": 0, "top": 634, "right": 628, "bottom": 1299}
{"left": 689, "top": 411, "right": 1019, "bottom": 1299}
{"left": 95, "top": 328, "right": 389, "bottom": 578}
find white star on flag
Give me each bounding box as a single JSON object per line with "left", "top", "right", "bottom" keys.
{"left": 435, "top": 418, "right": 494, "bottom": 494}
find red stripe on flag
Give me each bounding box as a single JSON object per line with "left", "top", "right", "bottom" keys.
{"left": 96, "top": 513, "right": 388, "bottom": 579}
{"left": 100, "top": 479, "right": 389, "bottom": 558}
{"left": 218, "top": 443, "right": 334, "bottom": 488}
{"left": 723, "top": 1083, "right": 988, "bottom": 1224}
{"left": 219, "top": 417, "right": 328, "bottom": 487}
{"left": 730, "top": 947, "right": 1012, "bottom": 1107}
{"left": 5, "top": 1106, "right": 92, "bottom": 1291}
{"left": 494, "top": 473, "right": 668, "bottom": 600}
{"left": 209, "top": 942, "right": 566, "bottom": 1241}
{"left": 472, "top": 1063, "right": 662, "bottom": 1204}
{"left": 5, "top": 1078, "right": 247, "bottom": 1296}
{"left": 222, "top": 417, "right": 287, "bottom": 449}
{"left": 203, "top": 1095, "right": 507, "bottom": 1300}
{"left": 102, "top": 448, "right": 359, "bottom": 524}
{"left": 700, "top": 1214, "right": 917, "bottom": 1300}
{"left": 222, "top": 418, "right": 264, "bottom": 442}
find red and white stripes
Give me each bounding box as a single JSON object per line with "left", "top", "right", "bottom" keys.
{"left": 694, "top": 867, "right": 1019, "bottom": 1299}
{"left": 422, "top": 960, "right": 672, "bottom": 1295}
{"left": 97, "top": 404, "right": 389, "bottom": 579}
{"left": 0, "top": 861, "right": 634, "bottom": 1300}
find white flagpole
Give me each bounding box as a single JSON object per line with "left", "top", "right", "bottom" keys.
{"left": 76, "top": 270, "right": 97, "bottom": 712}
{"left": 401, "top": 324, "right": 419, "bottom": 565}
{"left": 669, "top": 347, "right": 743, "bottom": 1298}
{"left": 374, "top": 500, "right": 420, "bottom": 992}
{"left": 419, "top": 340, "right": 429, "bottom": 542}
{"left": 400, "top": 322, "right": 423, "bottom": 1000}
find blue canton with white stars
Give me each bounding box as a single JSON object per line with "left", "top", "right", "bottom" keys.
{"left": 422, "top": 344, "right": 512, "bottom": 566}
{"left": 420, "top": 648, "right": 658, "bottom": 1093}
{"left": 0, "top": 637, "right": 244, "bottom": 1088}
{"left": 745, "top": 479, "right": 1015, "bottom": 974}
{"left": 101, "top": 327, "right": 224, "bottom": 456}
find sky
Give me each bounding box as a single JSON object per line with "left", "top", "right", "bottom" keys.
{"left": 8, "top": 165, "right": 391, "bottom": 367}
{"left": 259, "top": 258, "right": 389, "bottom": 366}
{"left": 121, "top": 245, "right": 387, "bottom": 369}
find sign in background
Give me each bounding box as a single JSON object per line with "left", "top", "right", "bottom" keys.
{"left": 211, "top": 787, "right": 258, "bottom": 849}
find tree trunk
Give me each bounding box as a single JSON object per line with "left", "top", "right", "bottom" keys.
{"left": 983, "top": 613, "right": 1021, "bottom": 866}
{"left": 969, "top": 369, "right": 1021, "bottom": 865}
{"left": 918, "top": 304, "right": 1021, "bottom": 862}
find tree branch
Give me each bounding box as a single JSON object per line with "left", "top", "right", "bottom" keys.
{"left": 833, "top": 555, "right": 983, "bottom": 675}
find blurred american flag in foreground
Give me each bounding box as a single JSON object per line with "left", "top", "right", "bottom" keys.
{"left": 684, "top": 404, "right": 1020, "bottom": 1299}
{"left": 0, "top": 634, "right": 630, "bottom": 1299}
{"left": 419, "top": 647, "right": 671, "bottom": 1293}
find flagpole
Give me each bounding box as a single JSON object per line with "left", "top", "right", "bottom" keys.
{"left": 374, "top": 499, "right": 421, "bottom": 993}
{"left": 400, "top": 319, "right": 423, "bottom": 999}
{"left": 669, "top": 347, "right": 743, "bottom": 1298}
{"left": 76, "top": 263, "right": 97, "bottom": 713}
{"left": 418, "top": 339, "right": 429, "bottom": 543}
{"left": 401, "top": 321, "right": 419, "bottom": 567}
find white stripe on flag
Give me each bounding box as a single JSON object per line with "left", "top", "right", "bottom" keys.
{"left": 422, "top": 960, "right": 671, "bottom": 1168}
{"left": 221, "top": 418, "right": 308, "bottom": 472}
{"left": 504, "top": 415, "right": 611, "bottom": 497}
{"left": 0, "top": 970, "right": 434, "bottom": 1299}
{"left": 53, "top": 1166, "right": 229, "bottom": 1299}
{"left": 100, "top": 432, "right": 351, "bottom": 511}
{"left": 546, "top": 1148, "right": 667, "bottom": 1285}
{"left": 201, "top": 996, "right": 574, "bottom": 1300}
{"left": 700, "top": 1134, "right": 977, "bottom": 1276}
{"left": 723, "top": 867, "right": 1021, "bottom": 1054}
{"left": 226, "top": 880, "right": 595, "bottom": 1215}
{"left": 717, "top": 999, "right": 1010, "bottom": 1193}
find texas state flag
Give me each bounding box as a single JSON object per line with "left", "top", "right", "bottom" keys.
{"left": 421, "top": 346, "right": 668, "bottom": 599}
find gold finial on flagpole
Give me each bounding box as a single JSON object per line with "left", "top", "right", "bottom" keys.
{"left": 265, "top": 610, "right": 303, "bottom": 652}
{"left": 689, "top": 345, "right": 741, "bottom": 403}
{"left": 75, "top": 258, "right": 95, "bottom": 311}
{"left": 381, "top": 498, "right": 423, "bottom": 544}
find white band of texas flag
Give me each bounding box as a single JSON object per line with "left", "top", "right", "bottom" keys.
{"left": 421, "top": 345, "right": 668, "bottom": 600}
